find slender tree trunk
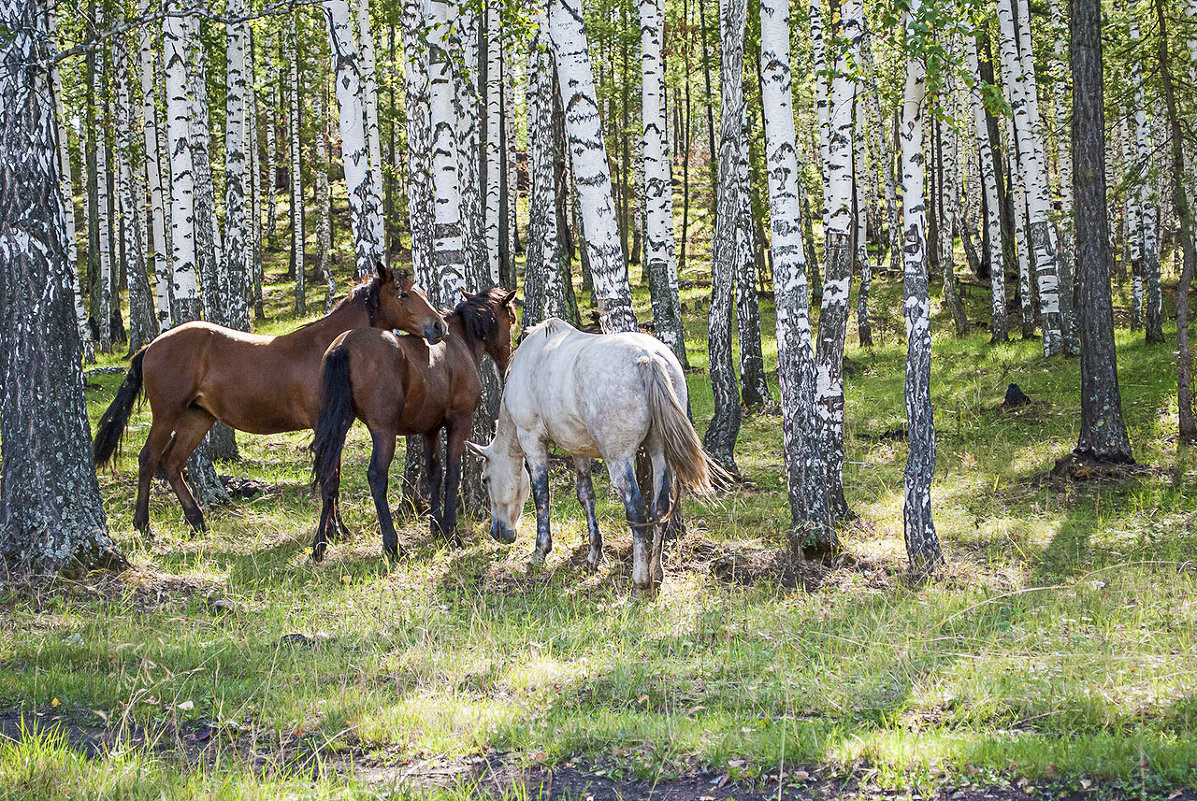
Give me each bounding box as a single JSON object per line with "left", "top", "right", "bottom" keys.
{"left": 248, "top": 31, "right": 264, "bottom": 318}
{"left": 642, "top": 0, "right": 689, "bottom": 366}
{"left": 703, "top": 0, "right": 748, "bottom": 474}
{"left": 312, "top": 35, "right": 334, "bottom": 312}
{"left": 288, "top": 15, "right": 305, "bottom": 314}
{"left": 92, "top": 4, "right": 113, "bottom": 354}
{"left": 138, "top": 0, "right": 172, "bottom": 333}
{"left": 1071, "top": 0, "right": 1133, "bottom": 462}
{"left": 355, "top": 0, "right": 385, "bottom": 255}
{"left": 899, "top": 0, "right": 942, "bottom": 575}
{"left": 1128, "top": 12, "right": 1163, "bottom": 344}
{"left": 224, "top": 0, "right": 252, "bottom": 333}
{"left": 453, "top": 10, "right": 488, "bottom": 291}
{"left": 855, "top": 109, "right": 873, "bottom": 347}
{"left": 861, "top": 26, "right": 900, "bottom": 276}
{"left": 938, "top": 51, "right": 969, "bottom": 337}
{"left": 549, "top": 0, "right": 638, "bottom": 333}
{"left": 428, "top": 0, "right": 467, "bottom": 304}
{"left": 0, "top": 0, "right": 124, "bottom": 574}
{"left": 484, "top": 0, "right": 503, "bottom": 284}
{"left": 400, "top": 0, "right": 434, "bottom": 286}
{"left": 967, "top": 31, "right": 1008, "bottom": 342}
{"left": 265, "top": 56, "right": 278, "bottom": 242}
{"left": 1050, "top": 0, "right": 1078, "bottom": 353}
{"left": 760, "top": 0, "right": 834, "bottom": 553}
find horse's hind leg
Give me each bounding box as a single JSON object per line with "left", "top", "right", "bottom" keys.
{"left": 134, "top": 418, "right": 175, "bottom": 535}
{"left": 648, "top": 448, "right": 670, "bottom": 587}
{"left": 159, "top": 409, "right": 217, "bottom": 533}
{"left": 368, "top": 431, "right": 402, "bottom": 559}
{"left": 423, "top": 432, "right": 444, "bottom": 540}
{"left": 573, "top": 457, "right": 602, "bottom": 571}
{"left": 313, "top": 461, "right": 343, "bottom": 562}
{"left": 607, "top": 456, "right": 652, "bottom": 596}
{"left": 441, "top": 419, "right": 469, "bottom": 547}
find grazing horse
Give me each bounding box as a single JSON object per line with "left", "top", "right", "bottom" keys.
{"left": 310, "top": 287, "right": 517, "bottom": 561}
{"left": 468, "top": 318, "right": 720, "bottom": 596}
{"left": 94, "top": 265, "right": 446, "bottom": 536}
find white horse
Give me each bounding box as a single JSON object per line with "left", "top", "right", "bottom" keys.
{"left": 468, "top": 318, "right": 719, "bottom": 595}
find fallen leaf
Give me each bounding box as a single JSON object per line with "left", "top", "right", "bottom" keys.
{"left": 177, "top": 700, "right": 194, "bottom": 711}
{"left": 50, "top": 698, "right": 61, "bottom": 708}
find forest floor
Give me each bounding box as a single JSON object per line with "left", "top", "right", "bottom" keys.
{"left": 2, "top": 258, "right": 1196, "bottom": 800}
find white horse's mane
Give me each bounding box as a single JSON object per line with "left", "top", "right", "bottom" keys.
{"left": 526, "top": 317, "right": 575, "bottom": 339}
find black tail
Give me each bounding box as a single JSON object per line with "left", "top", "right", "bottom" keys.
{"left": 94, "top": 348, "right": 147, "bottom": 468}
{"left": 311, "top": 345, "right": 357, "bottom": 496}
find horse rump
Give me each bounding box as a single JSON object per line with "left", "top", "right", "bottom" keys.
{"left": 94, "top": 347, "right": 147, "bottom": 468}
{"left": 311, "top": 345, "right": 357, "bottom": 496}
{"left": 637, "top": 354, "right": 730, "bottom": 497}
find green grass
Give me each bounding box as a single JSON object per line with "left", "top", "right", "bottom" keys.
{"left": 2, "top": 253, "right": 1196, "bottom": 800}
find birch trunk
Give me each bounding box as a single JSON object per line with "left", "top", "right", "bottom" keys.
{"left": 855, "top": 119, "right": 873, "bottom": 347}
{"left": 92, "top": 6, "right": 113, "bottom": 354}
{"left": 186, "top": 24, "right": 226, "bottom": 327}
{"left": 356, "top": 0, "right": 385, "bottom": 254}
{"left": 737, "top": 134, "right": 771, "bottom": 405}
{"left": 996, "top": 0, "right": 1064, "bottom": 356}
{"left": 0, "top": 0, "right": 123, "bottom": 573}
{"left": 1049, "top": 0, "right": 1077, "bottom": 352}
{"left": 484, "top": 0, "right": 503, "bottom": 283}
{"left": 641, "top": 0, "right": 689, "bottom": 366}
{"left": 288, "top": 16, "right": 305, "bottom": 314}
{"left": 113, "top": 28, "right": 156, "bottom": 352}
{"left": 966, "top": 31, "right": 1007, "bottom": 342}
{"left": 453, "top": 10, "right": 488, "bottom": 289}
{"left": 313, "top": 51, "right": 334, "bottom": 311}
{"left": 400, "top": 0, "right": 434, "bottom": 286}
{"left": 49, "top": 11, "right": 96, "bottom": 363}
{"left": 1010, "top": 143, "right": 1036, "bottom": 338}
{"left": 1129, "top": 13, "right": 1163, "bottom": 343}
{"left": 224, "top": 0, "right": 252, "bottom": 333}
{"left": 428, "top": 0, "right": 467, "bottom": 303}
{"left": 815, "top": 0, "right": 861, "bottom": 521}
{"left": 138, "top": 0, "right": 171, "bottom": 332}
{"left": 249, "top": 33, "right": 264, "bottom": 318}
{"left": 938, "top": 55, "right": 969, "bottom": 337}
{"left": 861, "top": 27, "right": 900, "bottom": 275}
{"left": 899, "top": 0, "right": 942, "bottom": 574}
{"left": 760, "top": 0, "right": 833, "bottom": 551}
{"left": 1123, "top": 118, "right": 1142, "bottom": 329}
{"left": 327, "top": 0, "right": 383, "bottom": 277}
{"left": 550, "top": 0, "right": 638, "bottom": 333}
{"left": 265, "top": 67, "right": 278, "bottom": 240}
{"left": 703, "top": 0, "right": 747, "bottom": 474}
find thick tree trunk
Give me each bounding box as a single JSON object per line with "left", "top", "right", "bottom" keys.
{"left": 549, "top": 0, "right": 638, "bottom": 333}
{"left": 641, "top": 0, "right": 689, "bottom": 367}
{"left": 899, "top": 0, "right": 942, "bottom": 575}
{"left": 0, "top": 1, "right": 123, "bottom": 574}
{"left": 736, "top": 139, "right": 771, "bottom": 406}
{"left": 400, "top": 0, "right": 434, "bottom": 286}
{"left": 453, "top": 10, "right": 488, "bottom": 291}
{"left": 760, "top": 0, "right": 834, "bottom": 553}
{"left": 703, "top": 0, "right": 748, "bottom": 474}
{"left": 355, "top": 0, "right": 385, "bottom": 252}
{"left": 1070, "top": 0, "right": 1133, "bottom": 462}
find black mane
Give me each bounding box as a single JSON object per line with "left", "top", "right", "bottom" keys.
{"left": 328, "top": 268, "right": 413, "bottom": 325}
{"left": 451, "top": 287, "right": 507, "bottom": 345}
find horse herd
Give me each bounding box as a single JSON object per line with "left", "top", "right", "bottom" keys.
{"left": 93, "top": 267, "right": 718, "bottom": 594}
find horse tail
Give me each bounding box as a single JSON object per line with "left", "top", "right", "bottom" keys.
{"left": 94, "top": 347, "right": 147, "bottom": 468}
{"left": 638, "top": 354, "right": 727, "bottom": 498}
{"left": 311, "top": 344, "right": 357, "bottom": 496}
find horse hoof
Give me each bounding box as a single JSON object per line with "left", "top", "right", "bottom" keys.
{"left": 312, "top": 544, "right": 327, "bottom": 563}
{"left": 586, "top": 553, "right": 602, "bottom": 573}
{"left": 383, "top": 546, "right": 405, "bottom": 562}
{"left": 631, "top": 583, "right": 660, "bottom": 600}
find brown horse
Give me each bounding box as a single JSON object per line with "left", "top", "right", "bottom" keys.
{"left": 94, "top": 265, "right": 446, "bottom": 536}
{"left": 310, "top": 287, "right": 517, "bottom": 561}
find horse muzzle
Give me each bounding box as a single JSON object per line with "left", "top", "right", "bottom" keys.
{"left": 490, "top": 519, "right": 517, "bottom": 545}
{"left": 423, "top": 320, "right": 447, "bottom": 344}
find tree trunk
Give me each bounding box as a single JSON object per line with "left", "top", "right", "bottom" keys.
{"left": 355, "top": 0, "right": 385, "bottom": 256}
{"left": 966, "top": 31, "right": 1008, "bottom": 343}
{"left": 736, "top": 134, "right": 771, "bottom": 406}
{"left": 641, "top": 0, "right": 689, "bottom": 366}
{"left": 760, "top": 0, "right": 834, "bottom": 554}
{"left": 401, "top": 0, "right": 434, "bottom": 287}
{"left": 937, "top": 49, "right": 970, "bottom": 338}
{"left": 312, "top": 38, "right": 334, "bottom": 312}
{"left": 0, "top": 0, "right": 124, "bottom": 575}
{"left": 703, "top": 0, "right": 748, "bottom": 475}
{"left": 899, "top": 0, "right": 943, "bottom": 575}
{"left": 484, "top": 0, "right": 503, "bottom": 284}
{"left": 138, "top": 0, "right": 172, "bottom": 333}
{"left": 855, "top": 111, "right": 873, "bottom": 347}
{"left": 549, "top": 0, "right": 638, "bottom": 333}
{"left": 225, "top": 0, "right": 253, "bottom": 333}
{"left": 288, "top": 16, "right": 305, "bottom": 314}
{"left": 92, "top": 5, "right": 114, "bottom": 354}
{"left": 1050, "top": 0, "right": 1078, "bottom": 353}
{"left": 1128, "top": 12, "right": 1163, "bottom": 344}
{"left": 861, "top": 26, "right": 900, "bottom": 276}
{"left": 1070, "top": 0, "right": 1133, "bottom": 462}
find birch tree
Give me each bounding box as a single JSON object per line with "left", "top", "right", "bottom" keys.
{"left": 225, "top": 0, "right": 252, "bottom": 333}
{"left": 91, "top": 5, "right": 113, "bottom": 354}
{"left": 549, "top": 0, "right": 638, "bottom": 333}
{"left": 138, "top": 0, "right": 171, "bottom": 332}
{"left": 760, "top": 0, "right": 834, "bottom": 553}
{"left": 899, "top": 0, "right": 942, "bottom": 574}
{"left": 356, "top": 0, "right": 385, "bottom": 244}
{"left": 937, "top": 56, "right": 969, "bottom": 338}
{"left": 966, "top": 31, "right": 1007, "bottom": 342}
{"left": 429, "top": 0, "right": 467, "bottom": 303}
{"left": 0, "top": 0, "right": 123, "bottom": 574}
{"left": 641, "top": 0, "right": 689, "bottom": 366}
{"left": 703, "top": 0, "right": 748, "bottom": 474}
{"left": 401, "top": 0, "right": 434, "bottom": 286}
{"left": 484, "top": 0, "right": 503, "bottom": 283}
{"left": 1128, "top": 12, "right": 1163, "bottom": 344}
{"left": 325, "top": 0, "right": 387, "bottom": 278}
{"left": 288, "top": 15, "right": 305, "bottom": 314}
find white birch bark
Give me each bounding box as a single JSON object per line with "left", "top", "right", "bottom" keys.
{"left": 355, "top": 0, "right": 385, "bottom": 253}
{"left": 325, "top": 0, "right": 387, "bottom": 278}
{"left": 265, "top": 66, "right": 278, "bottom": 239}
{"left": 996, "top": 0, "right": 1064, "bottom": 355}
{"left": 224, "top": 0, "right": 252, "bottom": 332}
{"left": 163, "top": 8, "right": 201, "bottom": 323}
{"left": 248, "top": 32, "right": 263, "bottom": 316}
{"left": 1122, "top": 117, "right": 1143, "bottom": 329}
{"left": 966, "top": 30, "right": 1007, "bottom": 342}
{"left": 641, "top": 0, "right": 688, "bottom": 364}
{"left": 1049, "top": 0, "right": 1077, "bottom": 351}
{"left": 899, "top": 0, "right": 941, "bottom": 573}
{"left": 862, "top": 28, "right": 899, "bottom": 276}
{"left": 550, "top": 0, "right": 638, "bottom": 332}
{"left": 93, "top": 5, "right": 113, "bottom": 353}
{"left": 809, "top": 0, "right": 831, "bottom": 229}
{"left": 138, "top": 0, "right": 171, "bottom": 332}
{"left": 49, "top": 11, "right": 95, "bottom": 363}
{"left": 938, "top": 53, "right": 969, "bottom": 337}
{"left": 761, "top": 0, "right": 832, "bottom": 548}
{"left": 287, "top": 15, "right": 305, "bottom": 314}
{"left": 484, "top": 0, "right": 503, "bottom": 283}
{"left": 453, "top": 9, "right": 488, "bottom": 288}
{"left": 1129, "top": 13, "right": 1162, "bottom": 342}
{"left": 185, "top": 20, "right": 226, "bottom": 325}
{"left": 428, "top": 0, "right": 467, "bottom": 304}
{"left": 314, "top": 60, "right": 334, "bottom": 312}
{"left": 401, "top": 0, "right": 434, "bottom": 287}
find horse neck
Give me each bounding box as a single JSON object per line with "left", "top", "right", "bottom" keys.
{"left": 446, "top": 314, "right": 488, "bottom": 366}
{"left": 493, "top": 402, "right": 523, "bottom": 457}
{"left": 279, "top": 297, "right": 371, "bottom": 348}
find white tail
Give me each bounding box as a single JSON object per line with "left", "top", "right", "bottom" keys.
{"left": 637, "top": 354, "right": 726, "bottom": 497}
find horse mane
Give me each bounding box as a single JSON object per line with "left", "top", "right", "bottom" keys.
{"left": 449, "top": 287, "right": 509, "bottom": 346}
{"left": 527, "top": 317, "right": 574, "bottom": 339}
{"left": 319, "top": 267, "right": 413, "bottom": 326}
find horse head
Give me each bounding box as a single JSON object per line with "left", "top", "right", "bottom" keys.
{"left": 374, "top": 263, "right": 447, "bottom": 344}
{"left": 466, "top": 439, "right": 527, "bottom": 545}
{"left": 456, "top": 287, "right": 519, "bottom": 372}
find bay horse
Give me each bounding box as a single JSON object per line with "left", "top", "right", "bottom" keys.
{"left": 94, "top": 265, "right": 446, "bottom": 536}
{"left": 311, "top": 287, "right": 517, "bottom": 561}
{"left": 467, "top": 318, "right": 722, "bottom": 596}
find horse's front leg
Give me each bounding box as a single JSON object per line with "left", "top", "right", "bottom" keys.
{"left": 609, "top": 457, "right": 653, "bottom": 597}
{"left": 648, "top": 449, "right": 671, "bottom": 587}
{"left": 367, "top": 431, "right": 403, "bottom": 560}
{"left": 521, "top": 439, "right": 553, "bottom": 563}
{"left": 573, "top": 456, "right": 602, "bottom": 571}
{"left": 423, "top": 431, "right": 444, "bottom": 541}
{"left": 441, "top": 419, "right": 468, "bottom": 547}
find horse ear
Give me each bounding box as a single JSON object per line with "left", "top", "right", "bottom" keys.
{"left": 460, "top": 288, "right": 472, "bottom": 301}
{"left": 376, "top": 262, "right": 391, "bottom": 284}
{"left": 502, "top": 290, "right": 518, "bottom": 308}
{"left": 466, "top": 441, "right": 489, "bottom": 459}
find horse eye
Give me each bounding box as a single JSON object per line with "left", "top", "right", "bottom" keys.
{"left": 399, "top": 291, "right": 409, "bottom": 299}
